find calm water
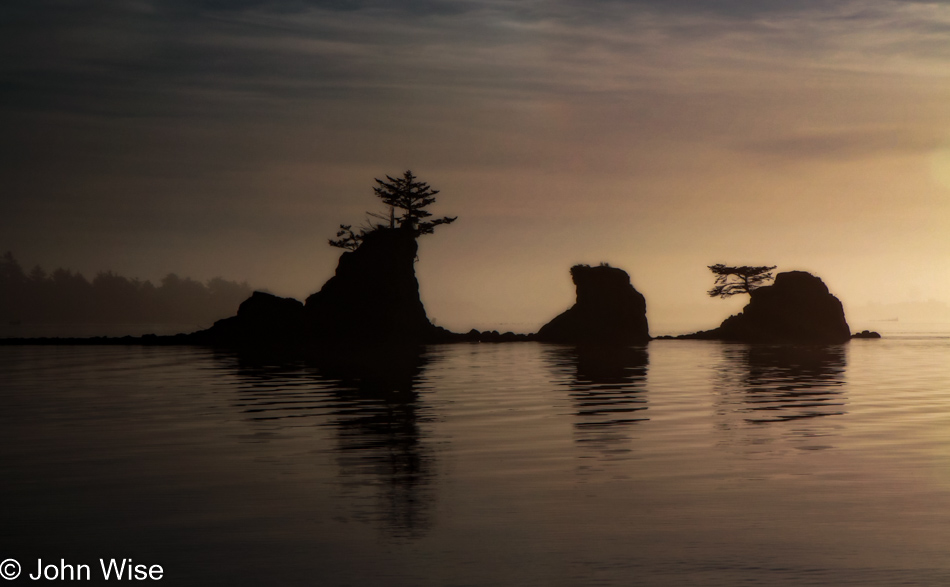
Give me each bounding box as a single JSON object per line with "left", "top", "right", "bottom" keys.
{"left": 2, "top": 339, "right": 950, "bottom": 586}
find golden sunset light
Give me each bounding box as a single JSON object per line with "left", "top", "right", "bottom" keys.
{"left": 4, "top": 3, "right": 950, "bottom": 586}
{"left": 3, "top": 0, "right": 949, "bottom": 335}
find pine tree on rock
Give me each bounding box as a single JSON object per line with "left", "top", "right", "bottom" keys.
{"left": 329, "top": 170, "right": 456, "bottom": 250}
{"left": 707, "top": 264, "right": 777, "bottom": 298}
{"left": 372, "top": 170, "right": 456, "bottom": 236}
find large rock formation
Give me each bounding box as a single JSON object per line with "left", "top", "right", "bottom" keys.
{"left": 536, "top": 264, "right": 650, "bottom": 344}
{"left": 691, "top": 271, "right": 851, "bottom": 343}
{"left": 304, "top": 228, "right": 434, "bottom": 342}
{"left": 197, "top": 227, "right": 436, "bottom": 346}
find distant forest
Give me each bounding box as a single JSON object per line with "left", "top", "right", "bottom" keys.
{"left": 0, "top": 252, "right": 252, "bottom": 325}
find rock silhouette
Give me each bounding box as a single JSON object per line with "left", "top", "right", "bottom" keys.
{"left": 305, "top": 227, "right": 434, "bottom": 342}
{"left": 536, "top": 264, "right": 650, "bottom": 344}
{"left": 197, "top": 227, "right": 437, "bottom": 346}
{"left": 686, "top": 271, "right": 851, "bottom": 343}
{"left": 852, "top": 330, "right": 882, "bottom": 339}
{"left": 202, "top": 291, "right": 305, "bottom": 345}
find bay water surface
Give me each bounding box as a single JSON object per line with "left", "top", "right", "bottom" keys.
{"left": 2, "top": 338, "right": 950, "bottom": 585}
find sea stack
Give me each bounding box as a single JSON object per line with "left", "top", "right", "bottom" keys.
{"left": 695, "top": 271, "right": 851, "bottom": 343}
{"left": 304, "top": 227, "right": 434, "bottom": 342}
{"left": 537, "top": 264, "right": 650, "bottom": 344}
{"left": 198, "top": 227, "right": 436, "bottom": 346}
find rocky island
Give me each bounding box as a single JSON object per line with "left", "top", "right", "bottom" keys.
{"left": 680, "top": 271, "right": 852, "bottom": 344}
{"left": 197, "top": 228, "right": 440, "bottom": 346}
{"left": 536, "top": 264, "right": 650, "bottom": 344}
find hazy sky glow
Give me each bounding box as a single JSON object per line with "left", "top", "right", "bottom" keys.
{"left": 2, "top": 0, "right": 950, "bottom": 334}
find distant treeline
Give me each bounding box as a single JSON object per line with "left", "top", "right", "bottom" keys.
{"left": 0, "top": 252, "right": 252, "bottom": 325}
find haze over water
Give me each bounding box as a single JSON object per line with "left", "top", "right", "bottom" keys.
{"left": 3, "top": 337, "right": 950, "bottom": 586}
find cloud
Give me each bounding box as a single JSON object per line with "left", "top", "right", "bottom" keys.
{"left": 736, "top": 128, "right": 941, "bottom": 161}
{"left": 4, "top": 0, "right": 949, "bottom": 123}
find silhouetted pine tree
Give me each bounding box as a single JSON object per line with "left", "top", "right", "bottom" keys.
{"left": 707, "top": 264, "right": 777, "bottom": 298}
{"left": 330, "top": 170, "right": 456, "bottom": 250}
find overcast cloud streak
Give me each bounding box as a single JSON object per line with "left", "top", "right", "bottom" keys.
{"left": 4, "top": 0, "right": 950, "bottom": 113}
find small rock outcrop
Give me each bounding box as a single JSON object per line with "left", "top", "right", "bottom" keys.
{"left": 852, "top": 330, "right": 881, "bottom": 339}
{"left": 198, "top": 291, "right": 305, "bottom": 345}
{"left": 689, "top": 271, "right": 851, "bottom": 343}
{"left": 304, "top": 228, "right": 434, "bottom": 342}
{"left": 536, "top": 264, "right": 650, "bottom": 344}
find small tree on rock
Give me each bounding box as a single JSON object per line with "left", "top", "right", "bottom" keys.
{"left": 330, "top": 170, "right": 456, "bottom": 250}
{"left": 328, "top": 224, "right": 364, "bottom": 251}
{"left": 707, "top": 264, "right": 777, "bottom": 298}
{"left": 373, "top": 170, "right": 456, "bottom": 236}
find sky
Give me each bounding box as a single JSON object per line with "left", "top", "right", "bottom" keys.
{"left": 2, "top": 0, "right": 950, "bottom": 335}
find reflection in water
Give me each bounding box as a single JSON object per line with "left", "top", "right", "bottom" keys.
{"left": 547, "top": 345, "right": 649, "bottom": 455}
{"left": 714, "top": 344, "right": 847, "bottom": 449}
{"left": 6, "top": 343, "right": 950, "bottom": 584}
{"left": 217, "top": 346, "right": 436, "bottom": 539}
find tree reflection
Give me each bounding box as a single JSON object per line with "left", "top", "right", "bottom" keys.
{"left": 217, "top": 345, "right": 436, "bottom": 539}
{"left": 547, "top": 344, "right": 649, "bottom": 456}
{"left": 713, "top": 344, "right": 847, "bottom": 449}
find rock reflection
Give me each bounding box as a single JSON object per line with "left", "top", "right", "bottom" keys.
{"left": 217, "top": 346, "right": 436, "bottom": 539}
{"left": 714, "top": 344, "right": 847, "bottom": 448}
{"left": 547, "top": 345, "right": 649, "bottom": 454}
